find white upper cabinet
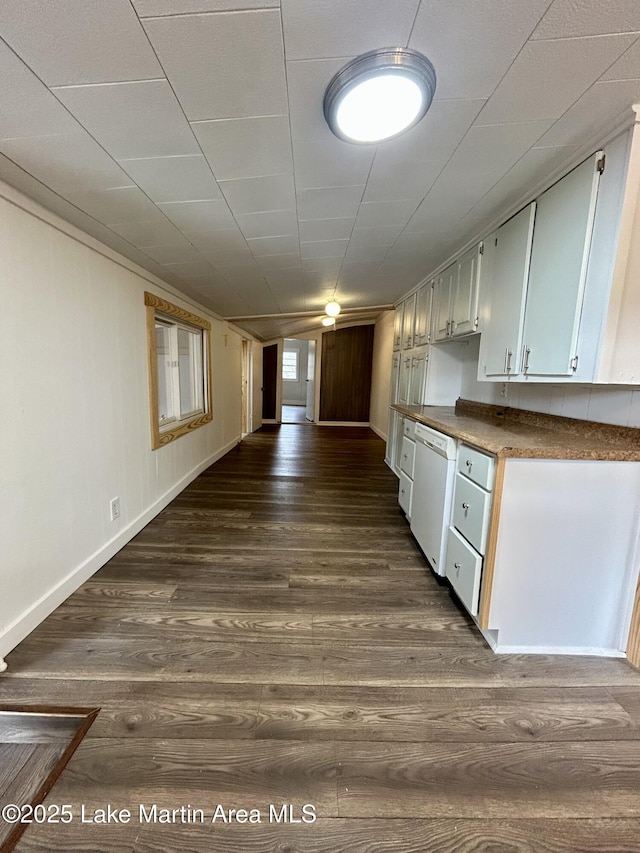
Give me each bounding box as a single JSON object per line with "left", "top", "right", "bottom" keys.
{"left": 402, "top": 292, "right": 416, "bottom": 350}
{"left": 433, "top": 263, "right": 455, "bottom": 341}
{"left": 433, "top": 247, "right": 482, "bottom": 342}
{"left": 521, "top": 152, "right": 601, "bottom": 377}
{"left": 390, "top": 351, "right": 401, "bottom": 404}
{"left": 414, "top": 280, "right": 433, "bottom": 347}
{"left": 451, "top": 244, "right": 482, "bottom": 337}
{"left": 481, "top": 203, "right": 536, "bottom": 377}
{"left": 393, "top": 303, "right": 404, "bottom": 351}
{"left": 398, "top": 351, "right": 412, "bottom": 405}
{"left": 409, "top": 349, "right": 428, "bottom": 405}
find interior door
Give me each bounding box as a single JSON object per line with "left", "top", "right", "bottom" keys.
{"left": 305, "top": 339, "right": 316, "bottom": 422}
{"left": 262, "top": 343, "right": 278, "bottom": 420}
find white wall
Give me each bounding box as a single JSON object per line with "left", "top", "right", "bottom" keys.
{"left": 460, "top": 336, "right": 640, "bottom": 426}
{"left": 0, "top": 183, "right": 245, "bottom": 658}
{"left": 369, "top": 310, "right": 395, "bottom": 439}
{"left": 282, "top": 338, "right": 309, "bottom": 404}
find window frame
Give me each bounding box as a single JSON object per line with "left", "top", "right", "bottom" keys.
{"left": 145, "top": 291, "right": 213, "bottom": 450}
{"left": 282, "top": 348, "right": 300, "bottom": 382}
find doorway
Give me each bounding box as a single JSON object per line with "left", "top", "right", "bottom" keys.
{"left": 282, "top": 338, "right": 312, "bottom": 424}
{"left": 241, "top": 339, "right": 252, "bottom": 436}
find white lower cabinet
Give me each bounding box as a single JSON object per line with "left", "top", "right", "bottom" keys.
{"left": 445, "top": 527, "right": 483, "bottom": 616}
{"left": 398, "top": 470, "right": 413, "bottom": 518}
{"left": 398, "top": 421, "right": 416, "bottom": 519}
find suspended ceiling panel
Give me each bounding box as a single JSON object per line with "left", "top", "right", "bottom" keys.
{"left": 0, "top": 0, "right": 639, "bottom": 339}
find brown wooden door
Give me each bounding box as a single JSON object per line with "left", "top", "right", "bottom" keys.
{"left": 319, "top": 325, "right": 374, "bottom": 422}
{"left": 262, "top": 343, "right": 278, "bottom": 420}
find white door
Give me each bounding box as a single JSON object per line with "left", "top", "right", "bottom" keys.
{"left": 398, "top": 353, "right": 412, "bottom": 405}
{"left": 390, "top": 351, "right": 401, "bottom": 404}
{"left": 452, "top": 244, "right": 481, "bottom": 337}
{"left": 393, "top": 305, "right": 404, "bottom": 351}
{"left": 521, "top": 152, "right": 601, "bottom": 376}
{"left": 483, "top": 204, "right": 536, "bottom": 377}
{"left": 433, "top": 265, "right": 455, "bottom": 341}
{"left": 414, "top": 280, "right": 432, "bottom": 346}
{"left": 409, "top": 350, "right": 427, "bottom": 406}
{"left": 402, "top": 293, "right": 416, "bottom": 349}
{"left": 305, "top": 339, "right": 316, "bottom": 421}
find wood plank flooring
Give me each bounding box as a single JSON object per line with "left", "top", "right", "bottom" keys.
{"left": 3, "top": 424, "right": 640, "bottom": 852}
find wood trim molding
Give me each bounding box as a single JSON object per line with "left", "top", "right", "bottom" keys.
{"left": 478, "top": 456, "right": 506, "bottom": 630}
{"left": 626, "top": 572, "right": 640, "bottom": 668}
{"left": 145, "top": 293, "right": 213, "bottom": 451}
{"left": 144, "top": 291, "right": 211, "bottom": 330}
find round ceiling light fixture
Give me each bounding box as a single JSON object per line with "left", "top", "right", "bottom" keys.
{"left": 322, "top": 316, "right": 336, "bottom": 327}
{"left": 324, "top": 300, "right": 341, "bottom": 317}
{"left": 323, "top": 48, "right": 436, "bottom": 144}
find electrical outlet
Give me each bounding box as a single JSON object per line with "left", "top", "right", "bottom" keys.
{"left": 110, "top": 497, "right": 121, "bottom": 521}
{"left": 499, "top": 383, "right": 508, "bottom": 398}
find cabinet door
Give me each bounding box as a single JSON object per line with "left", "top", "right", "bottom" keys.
{"left": 409, "top": 350, "right": 427, "bottom": 405}
{"left": 393, "top": 304, "right": 404, "bottom": 351}
{"left": 521, "top": 152, "right": 601, "bottom": 376}
{"left": 452, "top": 245, "right": 481, "bottom": 336}
{"left": 390, "top": 351, "right": 401, "bottom": 404}
{"left": 402, "top": 293, "right": 416, "bottom": 349}
{"left": 414, "top": 281, "right": 432, "bottom": 346}
{"left": 393, "top": 415, "right": 405, "bottom": 475}
{"left": 433, "top": 265, "right": 455, "bottom": 341}
{"left": 483, "top": 204, "right": 536, "bottom": 377}
{"left": 398, "top": 353, "right": 412, "bottom": 405}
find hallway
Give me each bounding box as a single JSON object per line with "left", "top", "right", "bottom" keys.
{"left": 3, "top": 425, "right": 640, "bottom": 851}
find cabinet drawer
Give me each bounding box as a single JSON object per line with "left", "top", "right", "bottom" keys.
{"left": 457, "top": 444, "right": 494, "bottom": 491}
{"left": 398, "top": 471, "right": 413, "bottom": 518}
{"left": 400, "top": 436, "right": 416, "bottom": 479}
{"left": 445, "top": 527, "right": 483, "bottom": 616}
{"left": 452, "top": 473, "right": 492, "bottom": 555}
{"left": 403, "top": 418, "right": 416, "bottom": 439}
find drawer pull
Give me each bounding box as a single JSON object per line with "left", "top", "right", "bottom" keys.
{"left": 454, "top": 562, "right": 461, "bottom": 574}
{"left": 462, "top": 502, "right": 469, "bottom": 511}
{"left": 466, "top": 460, "right": 472, "bottom": 469}
{"left": 401, "top": 488, "right": 406, "bottom": 494}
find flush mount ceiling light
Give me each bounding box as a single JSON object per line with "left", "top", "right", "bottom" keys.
{"left": 323, "top": 47, "right": 436, "bottom": 144}
{"left": 325, "top": 300, "right": 341, "bottom": 317}
{"left": 322, "top": 316, "right": 336, "bottom": 326}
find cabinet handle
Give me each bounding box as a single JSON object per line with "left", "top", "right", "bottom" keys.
{"left": 462, "top": 502, "right": 469, "bottom": 511}
{"left": 465, "top": 460, "right": 472, "bottom": 470}
{"left": 506, "top": 349, "right": 512, "bottom": 372}
{"left": 446, "top": 320, "right": 451, "bottom": 335}
{"left": 454, "top": 562, "right": 461, "bottom": 573}
{"left": 403, "top": 453, "right": 408, "bottom": 460}
{"left": 522, "top": 345, "right": 531, "bottom": 373}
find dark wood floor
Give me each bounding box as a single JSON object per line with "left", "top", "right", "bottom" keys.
{"left": 3, "top": 425, "right": 640, "bottom": 852}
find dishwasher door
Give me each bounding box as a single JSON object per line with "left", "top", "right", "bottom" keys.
{"left": 410, "top": 425, "right": 457, "bottom": 575}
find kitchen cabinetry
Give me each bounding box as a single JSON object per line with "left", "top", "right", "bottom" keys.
{"left": 393, "top": 303, "right": 404, "bottom": 351}
{"left": 413, "top": 280, "right": 433, "bottom": 346}
{"left": 433, "top": 245, "right": 482, "bottom": 342}
{"left": 397, "top": 351, "right": 412, "bottom": 405}
{"left": 409, "top": 349, "right": 427, "bottom": 406}
{"left": 398, "top": 421, "right": 416, "bottom": 519}
{"left": 445, "top": 445, "right": 495, "bottom": 616}
{"left": 402, "top": 292, "right": 416, "bottom": 350}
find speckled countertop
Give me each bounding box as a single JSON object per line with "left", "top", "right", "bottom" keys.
{"left": 391, "top": 399, "right": 640, "bottom": 461}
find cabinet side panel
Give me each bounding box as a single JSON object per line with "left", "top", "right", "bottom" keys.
{"left": 489, "top": 459, "right": 640, "bottom": 651}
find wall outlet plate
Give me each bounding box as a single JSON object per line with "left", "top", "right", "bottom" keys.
{"left": 110, "top": 497, "right": 121, "bottom": 521}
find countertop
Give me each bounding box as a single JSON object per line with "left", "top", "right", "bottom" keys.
{"left": 391, "top": 399, "right": 640, "bottom": 461}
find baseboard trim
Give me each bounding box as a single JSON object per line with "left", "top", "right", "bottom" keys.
{"left": 0, "top": 436, "right": 240, "bottom": 661}
{"left": 316, "top": 421, "right": 370, "bottom": 427}
{"left": 370, "top": 423, "right": 388, "bottom": 441}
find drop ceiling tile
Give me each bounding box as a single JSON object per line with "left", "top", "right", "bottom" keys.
{"left": 255, "top": 253, "right": 302, "bottom": 270}
{"left": 475, "top": 34, "right": 637, "bottom": 125}
{"left": 0, "top": 42, "right": 81, "bottom": 139}
{"left": 162, "top": 260, "right": 221, "bottom": 281}
{"left": 236, "top": 209, "right": 299, "bottom": 239}
{"left": 349, "top": 225, "right": 405, "bottom": 248}
{"left": 119, "top": 155, "right": 221, "bottom": 203}
{"left": 300, "top": 239, "right": 349, "bottom": 259}
{"left": 0, "top": 132, "right": 132, "bottom": 194}
{"left": 532, "top": 0, "right": 640, "bottom": 39}
{"left": 219, "top": 174, "right": 296, "bottom": 215}
{"left": 450, "top": 120, "right": 553, "bottom": 174}
{"left": 301, "top": 257, "right": 343, "bottom": 274}
{"left": 142, "top": 244, "right": 206, "bottom": 265}
{"left": 64, "top": 186, "right": 164, "bottom": 224}
{"left": 601, "top": 38, "right": 640, "bottom": 80}
{"left": 281, "top": 0, "right": 420, "bottom": 60}
{"left": 286, "top": 57, "right": 347, "bottom": 144}
{"left": 299, "top": 218, "right": 355, "bottom": 242}
{"left": 142, "top": 10, "right": 288, "bottom": 120}
{"left": 409, "top": 0, "right": 553, "bottom": 99}
{"left": 0, "top": 0, "right": 162, "bottom": 86}
{"left": 362, "top": 159, "right": 442, "bottom": 203}
{"left": 192, "top": 116, "right": 293, "bottom": 180}
{"left": 354, "top": 200, "right": 419, "bottom": 228}
{"left": 293, "top": 138, "right": 376, "bottom": 189}
{"left": 343, "top": 243, "right": 390, "bottom": 264}
{"left": 296, "top": 185, "right": 364, "bottom": 220}
{"left": 52, "top": 80, "right": 200, "bottom": 159}
{"left": 133, "top": 0, "right": 278, "bottom": 15}
{"left": 109, "top": 218, "right": 193, "bottom": 248}
{"left": 158, "top": 199, "right": 237, "bottom": 233}
{"left": 303, "top": 270, "right": 340, "bottom": 288}
{"left": 533, "top": 79, "right": 640, "bottom": 147}
{"left": 247, "top": 234, "right": 299, "bottom": 256}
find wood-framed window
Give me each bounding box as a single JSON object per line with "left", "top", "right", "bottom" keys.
{"left": 282, "top": 348, "right": 299, "bottom": 381}
{"left": 145, "top": 292, "right": 212, "bottom": 449}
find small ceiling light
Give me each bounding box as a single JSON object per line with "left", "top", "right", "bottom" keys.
{"left": 325, "top": 300, "right": 341, "bottom": 317}
{"left": 323, "top": 47, "right": 436, "bottom": 144}
{"left": 322, "top": 316, "right": 336, "bottom": 327}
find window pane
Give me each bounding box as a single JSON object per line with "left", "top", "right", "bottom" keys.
{"left": 155, "top": 323, "right": 174, "bottom": 424}
{"left": 282, "top": 350, "right": 298, "bottom": 381}
{"left": 178, "top": 327, "right": 204, "bottom": 416}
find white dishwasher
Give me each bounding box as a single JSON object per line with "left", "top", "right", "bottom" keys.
{"left": 410, "top": 423, "right": 457, "bottom": 576}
